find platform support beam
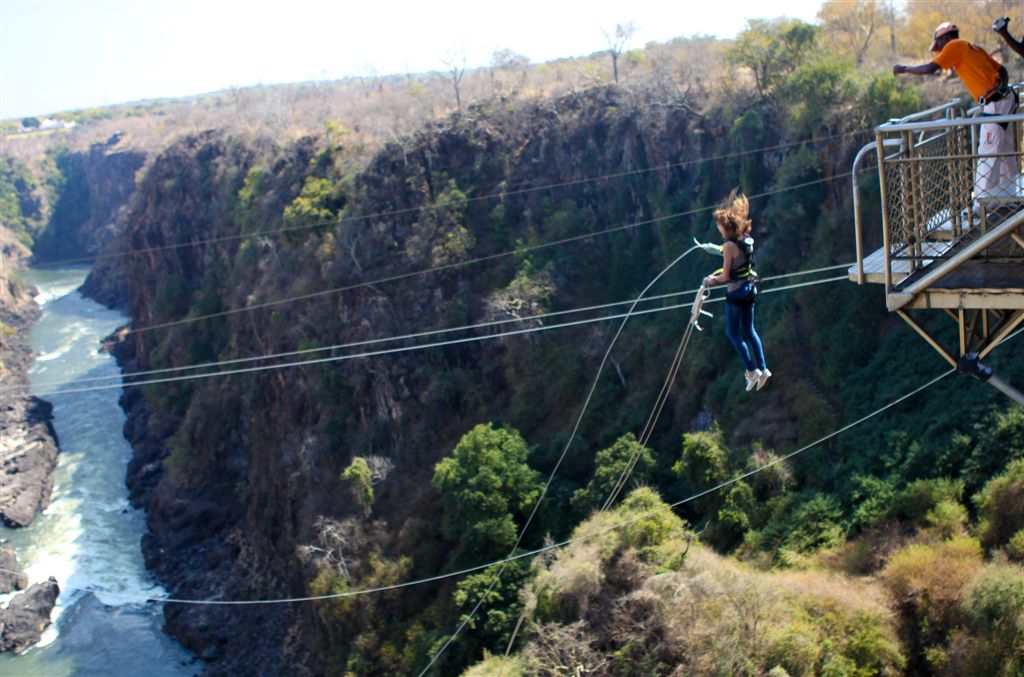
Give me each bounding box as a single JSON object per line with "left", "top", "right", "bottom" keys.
{"left": 979, "top": 309, "right": 1024, "bottom": 359}
{"left": 896, "top": 310, "right": 957, "bottom": 367}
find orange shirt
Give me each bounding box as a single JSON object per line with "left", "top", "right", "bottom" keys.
{"left": 932, "top": 39, "right": 1003, "bottom": 101}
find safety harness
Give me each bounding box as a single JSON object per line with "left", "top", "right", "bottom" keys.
{"left": 727, "top": 236, "right": 756, "bottom": 280}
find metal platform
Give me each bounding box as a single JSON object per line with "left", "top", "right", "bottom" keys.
{"left": 848, "top": 94, "right": 1024, "bottom": 394}
{"left": 895, "top": 261, "right": 1024, "bottom": 309}
{"left": 848, "top": 241, "right": 953, "bottom": 285}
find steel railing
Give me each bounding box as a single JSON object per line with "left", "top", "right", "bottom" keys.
{"left": 853, "top": 86, "right": 1024, "bottom": 292}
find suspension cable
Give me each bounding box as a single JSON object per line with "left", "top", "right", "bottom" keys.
{"left": 122, "top": 171, "right": 856, "bottom": 336}
{"left": 34, "top": 130, "right": 867, "bottom": 269}
{"left": 16, "top": 263, "right": 851, "bottom": 392}
{"left": 4, "top": 362, "right": 968, "bottom": 608}
{"left": 29, "top": 274, "right": 850, "bottom": 397}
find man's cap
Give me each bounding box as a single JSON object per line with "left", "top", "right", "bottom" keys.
{"left": 930, "top": 22, "right": 958, "bottom": 52}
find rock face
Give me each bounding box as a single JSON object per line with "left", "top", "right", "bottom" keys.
{"left": 0, "top": 227, "right": 60, "bottom": 529}
{"left": 0, "top": 397, "right": 59, "bottom": 527}
{"left": 0, "top": 543, "right": 28, "bottom": 593}
{"left": 31, "top": 141, "right": 147, "bottom": 310}
{"left": 0, "top": 577, "right": 60, "bottom": 655}
{"left": 104, "top": 88, "right": 865, "bottom": 674}
{"left": 0, "top": 229, "right": 61, "bottom": 657}
{"left": 106, "top": 94, "right": 719, "bottom": 674}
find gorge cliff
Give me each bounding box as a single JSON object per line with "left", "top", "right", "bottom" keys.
{"left": 107, "top": 83, "right": 915, "bottom": 674}
{"left": 14, "top": 29, "right": 1023, "bottom": 673}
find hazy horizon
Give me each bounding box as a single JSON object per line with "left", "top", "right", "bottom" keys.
{"left": 1, "top": 0, "right": 824, "bottom": 120}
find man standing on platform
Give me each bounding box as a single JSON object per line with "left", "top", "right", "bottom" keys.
{"left": 894, "top": 22, "right": 1018, "bottom": 205}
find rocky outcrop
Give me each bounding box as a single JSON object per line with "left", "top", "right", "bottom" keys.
{"left": 0, "top": 227, "right": 59, "bottom": 529}
{"left": 0, "top": 543, "right": 28, "bottom": 593}
{"left": 0, "top": 397, "right": 59, "bottom": 527}
{"left": 0, "top": 577, "right": 60, "bottom": 654}
{"left": 0, "top": 229, "right": 60, "bottom": 663}
{"left": 33, "top": 143, "right": 145, "bottom": 263}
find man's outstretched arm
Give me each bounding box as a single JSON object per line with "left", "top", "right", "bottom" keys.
{"left": 893, "top": 62, "right": 942, "bottom": 76}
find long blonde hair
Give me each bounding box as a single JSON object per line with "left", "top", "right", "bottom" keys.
{"left": 713, "top": 189, "right": 752, "bottom": 239}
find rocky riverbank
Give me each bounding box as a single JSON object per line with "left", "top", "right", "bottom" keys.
{"left": 1, "top": 228, "right": 60, "bottom": 528}
{"left": 0, "top": 578, "right": 60, "bottom": 655}
{"left": 0, "top": 227, "right": 62, "bottom": 653}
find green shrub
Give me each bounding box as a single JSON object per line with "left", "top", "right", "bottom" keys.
{"left": 962, "top": 408, "right": 1024, "bottom": 493}
{"left": 452, "top": 559, "right": 531, "bottom": 652}
{"left": 892, "top": 477, "right": 964, "bottom": 526}
{"left": 283, "top": 175, "right": 340, "bottom": 232}
{"left": 571, "top": 433, "right": 655, "bottom": 515}
{"left": 776, "top": 493, "right": 846, "bottom": 564}
{"left": 674, "top": 428, "right": 730, "bottom": 488}
{"left": 615, "top": 487, "right": 686, "bottom": 554}
{"left": 460, "top": 652, "right": 526, "bottom": 677}
{"left": 924, "top": 500, "right": 968, "bottom": 539}
{"left": 848, "top": 474, "right": 898, "bottom": 530}
{"left": 974, "top": 459, "right": 1024, "bottom": 551}
{"left": 881, "top": 537, "right": 982, "bottom": 669}
{"left": 432, "top": 423, "right": 542, "bottom": 563}
{"left": 954, "top": 564, "right": 1024, "bottom": 676}
{"left": 1007, "top": 530, "right": 1024, "bottom": 561}
{"left": 342, "top": 457, "right": 374, "bottom": 511}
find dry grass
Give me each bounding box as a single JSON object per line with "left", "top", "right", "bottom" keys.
{"left": 515, "top": 488, "right": 906, "bottom": 675}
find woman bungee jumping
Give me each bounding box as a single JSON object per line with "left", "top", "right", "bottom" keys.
{"left": 696, "top": 189, "right": 771, "bottom": 392}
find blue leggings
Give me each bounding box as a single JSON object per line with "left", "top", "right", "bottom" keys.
{"left": 725, "top": 301, "right": 767, "bottom": 372}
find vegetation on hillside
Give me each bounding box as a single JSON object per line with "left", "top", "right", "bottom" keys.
{"left": 7, "top": 0, "right": 1023, "bottom": 674}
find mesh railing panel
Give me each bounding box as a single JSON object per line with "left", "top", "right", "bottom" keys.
{"left": 878, "top": 112, "right": 1023, "bottom": 279}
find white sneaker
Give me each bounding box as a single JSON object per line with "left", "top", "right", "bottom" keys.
{"left": 745, "top": 370, "right": 761, "bottom": 392}
{"left": 756, "top": 369, "right": 772, "bottom": 391}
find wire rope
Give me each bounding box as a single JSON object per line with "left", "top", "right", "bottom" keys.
{"left": 2, "top": 359, "right": 972, "bottom": 608}
{"left": 28, "top": 274, "right": 850, "bottom": 397}
{"left": 34, "top": 130, "right": 867, "bottom": 269}
{"left": 14, "top": 263, "right": 851, "bottom": 393}
{"left": 121, "top": 171, "right": 856, "bottom": 335}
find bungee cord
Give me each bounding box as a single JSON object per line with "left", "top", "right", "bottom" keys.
{"left": 2, "top": 358, "right": 976, "bottom": 608}
{"left": 417, "top": 244, "right": 705, "bottom": 675}
{"left": 601, "top": 288, "right": 704, "bottom": 512}
{"left": 497, "top": 282, "right": 707, "bottom": 665}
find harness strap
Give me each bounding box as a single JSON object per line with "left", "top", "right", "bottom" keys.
{"left": 727, "top": 237, "right": 756, "bottom": 280}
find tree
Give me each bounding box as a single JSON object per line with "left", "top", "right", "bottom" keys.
{"left": 452, "top": 559, "right": 532, "bottom": 650}
{"left": 602, "top": 22, "right": 637, "bottom": 84}
{"left": 432, "top": 423, "right": 543, "bottom": 562}
{"left": 726, "top": 18, "right": 818, "bottom": 98}
{"left": 571, "top": 433, "right": 655, "bottom": 515}
{"left": 489, "top": 48, "right": 530, "bottom": 96}
{"left": 673, "top": 429, "right": 731, "bottom": 490}
{"left": 440, "top": 47, "right": 467, "bottom": 112}
{"left": 818, "top": 0, "right": 883, "bottom": 64}
{"left": 406, "top": 178, "right": 474, "bottom": 267}
{"left": 902, "top": 0, "right": 1017, "bottom": 58}
{"left": 342, "top": 456, "right": 374, "bottom": 513}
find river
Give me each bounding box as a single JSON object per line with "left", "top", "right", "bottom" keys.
{"left": 0, "top": 267, "right": 197, "bottom": 677}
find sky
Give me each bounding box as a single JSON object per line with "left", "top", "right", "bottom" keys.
{"left": 1, "top": 0, "right": 826, "bottom": 120}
